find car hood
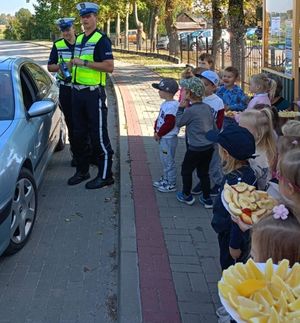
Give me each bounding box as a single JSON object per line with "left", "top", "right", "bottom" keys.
{"left": 0, "top": 120, "right": 13, "bottom": 137}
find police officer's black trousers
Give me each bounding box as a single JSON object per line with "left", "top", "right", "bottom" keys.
{"left": 59, "top": 84, "right": 74, "bottom": 154}
{"left": 72, "top": 86, "right": 114, "bottom": 179}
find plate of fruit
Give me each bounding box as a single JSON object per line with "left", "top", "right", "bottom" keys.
{"left": 221, "top": 182, "right": 277, "bottom": 225}
{"left": 218, "top": 258, "right": 300, "bottom": 322}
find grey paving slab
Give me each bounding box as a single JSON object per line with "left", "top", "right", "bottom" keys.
{"left": 113, "top": 61, "right": 222, "bottom": 322}
{"left": 0, "top": 43, "right": 118, "bottom": 322}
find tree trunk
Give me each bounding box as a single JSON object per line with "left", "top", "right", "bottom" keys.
{"left": 228, "top": 0, "right": 245, "bottom": 72}
{"left": 150, "top": 6, "right": 159, "bottom": 52}
{"left": 165, "top": 0, "right": 179, "bottom": 56}
{"left": 106, "top": 18, "right": 110, "bottom": 37}
{"left": 211, "top": 0, "right": 222, "bottom": 70}
{"left": 124, "top": 2, "right": 130, "bottom": 49}
{"left": 115, "top": 13, "right": 120, "bottom": 46}
{"left": 134, "top": 1, "right": 144, "bottom": 50}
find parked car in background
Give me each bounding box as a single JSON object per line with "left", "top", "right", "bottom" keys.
{"left": 0, "top": 56, "right": 66, "bottom": 256}
{"left": 180, "top": 29, "right": 204, "bottom": 50}
{"left": 246, "top": 27, "right": 262, "bottom": 40}
{"left": 157, "top": 35, "right": 169, "bottom": 50}
{"left": 120, "top": 29, "right": 146, "bottom": 44}
{"left": 180, "top": 29, "right": 230, "bottom": 51}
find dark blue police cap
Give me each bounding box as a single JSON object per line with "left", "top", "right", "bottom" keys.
{"left": 206, "top": 124, "right": 256, "bottom": 161}
{"left": 55, "top": 18, "right": 75, "bottom": 31}
{"left": 76, "top": 2, "right": 99, "bottom": 16}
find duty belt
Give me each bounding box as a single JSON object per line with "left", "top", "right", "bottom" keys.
{"left": 57, "top": 80, "right": 72, "bottom": 87}
{"left": 72, "top": 84, "right": 99, "bottom": 91}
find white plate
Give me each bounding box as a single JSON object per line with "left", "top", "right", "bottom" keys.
{"left": 221, "top": 189, "right": 238, "bottom": 219}
{"left": 218, "top": 263, "right": 279, "bottom": 322}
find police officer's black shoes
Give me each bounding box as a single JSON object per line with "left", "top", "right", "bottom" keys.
{"left": 67, "top": 171, "right": 90, "bottom": 186}
{"left": 85, "top": 176, "right": 114, "bottom": 190}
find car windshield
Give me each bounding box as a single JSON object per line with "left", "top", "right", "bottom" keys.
{"left": 0, "top": 71, "right": 14, "bottom": 120}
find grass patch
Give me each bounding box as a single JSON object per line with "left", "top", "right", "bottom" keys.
{"left": 113, "top": 51, "right": 185, "bottom": 80}
{"left": 113, "top": 51, "right": 174, "bottom": 66}
{"left": 151, "top": 67, "right": 183, "bottom": 81}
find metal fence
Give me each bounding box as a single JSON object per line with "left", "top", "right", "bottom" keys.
{"left": 112, "top": 35, "right": 284, "bottom": 92}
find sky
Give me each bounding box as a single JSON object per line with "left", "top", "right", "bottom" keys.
{"left": 0, "top": 0, "right": 37, "bottom": 15}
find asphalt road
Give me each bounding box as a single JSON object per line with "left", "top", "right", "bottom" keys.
{"left": 0, "top": 40, "right": 119, "bottom": 323}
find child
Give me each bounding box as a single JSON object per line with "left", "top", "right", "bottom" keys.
{"left": 266, "top": 73, "right": 291, "bottom": 111}
{"left": 200, "top": 70, "right": 225, "bottom": 129}
{"left": 281, "top": 119, "right": 300, "bottom": 136}
{"left": 205, "top": 124, "right": 257, "bottom": 270}
{"left": 239, "top": 108, "right": 277, "bottom": 190}
{"left": 198, "top": 52, "right": 214, "bottom": 70}
{"left": 191, "top": 70, "right": 224, "bottom": 196}
{"left": 152, "top": 78, "right": 179, "bottom": 192}
{"left": 216, "top": 66, "right": 248, "bottom": 112}
{"left": 176, "top": 77, "right": 215, "bottom": 207}
{"left": 251, "top": 149, "right": 300, "bottom": 266}
{"left": 178, "top": 65, "right": 194, "bottom": 104}
{"left": 246, "top": 73, "right": 277, "bottom": 110}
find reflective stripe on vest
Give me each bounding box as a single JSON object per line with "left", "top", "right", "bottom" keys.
{"left": 72, "top": 32, "right": 106, "bottom": 86}
{"left": 55, "top": 39, "right": 73, "bottom": 80}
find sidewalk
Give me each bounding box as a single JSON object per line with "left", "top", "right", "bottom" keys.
{"left": 113, "top": 61, "right": 221, "bottom": 323}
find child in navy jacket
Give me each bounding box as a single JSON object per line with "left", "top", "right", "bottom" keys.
{"left": 206, "top": 125, "right": 257, "bottom": 270}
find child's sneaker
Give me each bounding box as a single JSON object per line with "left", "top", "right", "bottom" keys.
{"left": 210, "top": 184, "right": 221, "bottom": 197}
{"left": 191, "top": 182, "right": 202, "bottom": 195}
{"left": 199, "top": 194, "right": 213, "bottom": 209}
{"left": 176, "top": 192, "right": 195, "bottom": 205}
{"left": 153, "top": 177, "right": 166, "bottom": 188}
{"left": 158, "top": 183, "right": 176, "bottom": 193}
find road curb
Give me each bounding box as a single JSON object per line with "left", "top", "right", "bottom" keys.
{"left": 109, "top": 74, "right": 143, "bottom": 323}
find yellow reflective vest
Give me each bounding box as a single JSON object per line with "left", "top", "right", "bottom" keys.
{"left": 55, "top": 39, "right": 73, "bottom": 81}
{"left": 72, "top": 31, "right": 106, "bottom": 86}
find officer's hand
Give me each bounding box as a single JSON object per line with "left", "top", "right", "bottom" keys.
{"left": 72, "top": 58, "right": 84, "bottom": 66}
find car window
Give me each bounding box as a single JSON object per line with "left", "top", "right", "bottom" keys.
{"left": 24, "top": 63, "right": 52, "bottom": 100}
{"left": 0, "top": 71, "right": 14, "bottom": 120}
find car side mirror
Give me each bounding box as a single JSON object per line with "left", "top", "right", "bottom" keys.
{"left": 27, "top": 100, "right": 56, "bottom": 118}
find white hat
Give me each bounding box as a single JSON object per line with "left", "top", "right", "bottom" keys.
{"left": 55, "top": 18, "right": 75, "bottom": 31}
{"left": 76, "top": 2, "right": 99, "bottom": 16}
{"left": 200, "top": 70, "right": 220, "bottom": 86}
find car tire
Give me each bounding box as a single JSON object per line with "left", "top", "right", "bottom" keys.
{"left": 4, "top": 168, "right": 37, "bottom": 255}
{"left": 55, "top": 128, "right": 66, "bottom": 152}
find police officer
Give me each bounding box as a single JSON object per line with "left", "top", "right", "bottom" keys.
{"left": 48, "top": 18, "right": 76, "bottom": 166}
{"left": 68, "top": 2, "right": 114, "bottom": 189}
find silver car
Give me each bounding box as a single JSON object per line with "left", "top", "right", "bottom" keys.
{"left": 0, "top": 57, "right": 66, "bottom": 256}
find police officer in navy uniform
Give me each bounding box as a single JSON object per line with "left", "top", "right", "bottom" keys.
{"left": 48, "top": 18, "right": 77, "bottom": 166}
{"left": 68, "top": 2, "right": 114, "bottom": 189}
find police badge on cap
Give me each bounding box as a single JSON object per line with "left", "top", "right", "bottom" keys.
{"left": 76, "top": 2, "right": 100, "bottom": 16}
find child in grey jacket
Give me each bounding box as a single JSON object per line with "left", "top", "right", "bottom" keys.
{"left": 176, "top": 77, "right": 216, "bottom": 207}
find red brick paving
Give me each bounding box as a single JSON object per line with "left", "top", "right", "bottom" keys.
{"left": 116, "top": 78, "right": 181, "bottom": 322}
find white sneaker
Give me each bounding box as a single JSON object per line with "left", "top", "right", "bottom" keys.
{"left": 157, "top": 183, "right": 176, "bottom": 193}
{"left": 153, "top": 177, "right": 166, "bottom": 188}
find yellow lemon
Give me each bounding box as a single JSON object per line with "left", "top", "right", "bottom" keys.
{"left": 246, "top": 259, "right": 264, "bottom": 280}
{"left": 265, "top": 258, "right": 274, "bottom": 281}
{"left": 288, "top": 297, "right": 300, "bottom": 312}
{"left": 236, "top": 279, "right": 266, "bottom": 297}
{"left": 276, "top": 259, "right": 290, "bottom": 280}
{"left": 286, "top": 263, "right": 300, "bottom": 288}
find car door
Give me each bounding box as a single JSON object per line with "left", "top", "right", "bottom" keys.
{"left": 19, "top": 63, "right": 58, "bottom": 181}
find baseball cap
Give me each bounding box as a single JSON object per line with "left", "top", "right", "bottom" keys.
{"left": 200, "top": 70, "right": 219, "bottom": 86}
{"left": 179, "top": 76, "right": 205, "bottom": 97}
{"left": 76, "top": 2, "right": 99, "bottom": 16}
{"left": 206, "top": 124, "right": 256, "bottom": 161}
{"left": 152, "top": 78, "right": 179, "bottom": 94}
{"left": 55, "top": 18, "right": 75, "bottom": 31}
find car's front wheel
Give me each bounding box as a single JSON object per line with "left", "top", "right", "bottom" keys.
{"left": 5, "top": 168, "right": 37, "bottom": 255}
